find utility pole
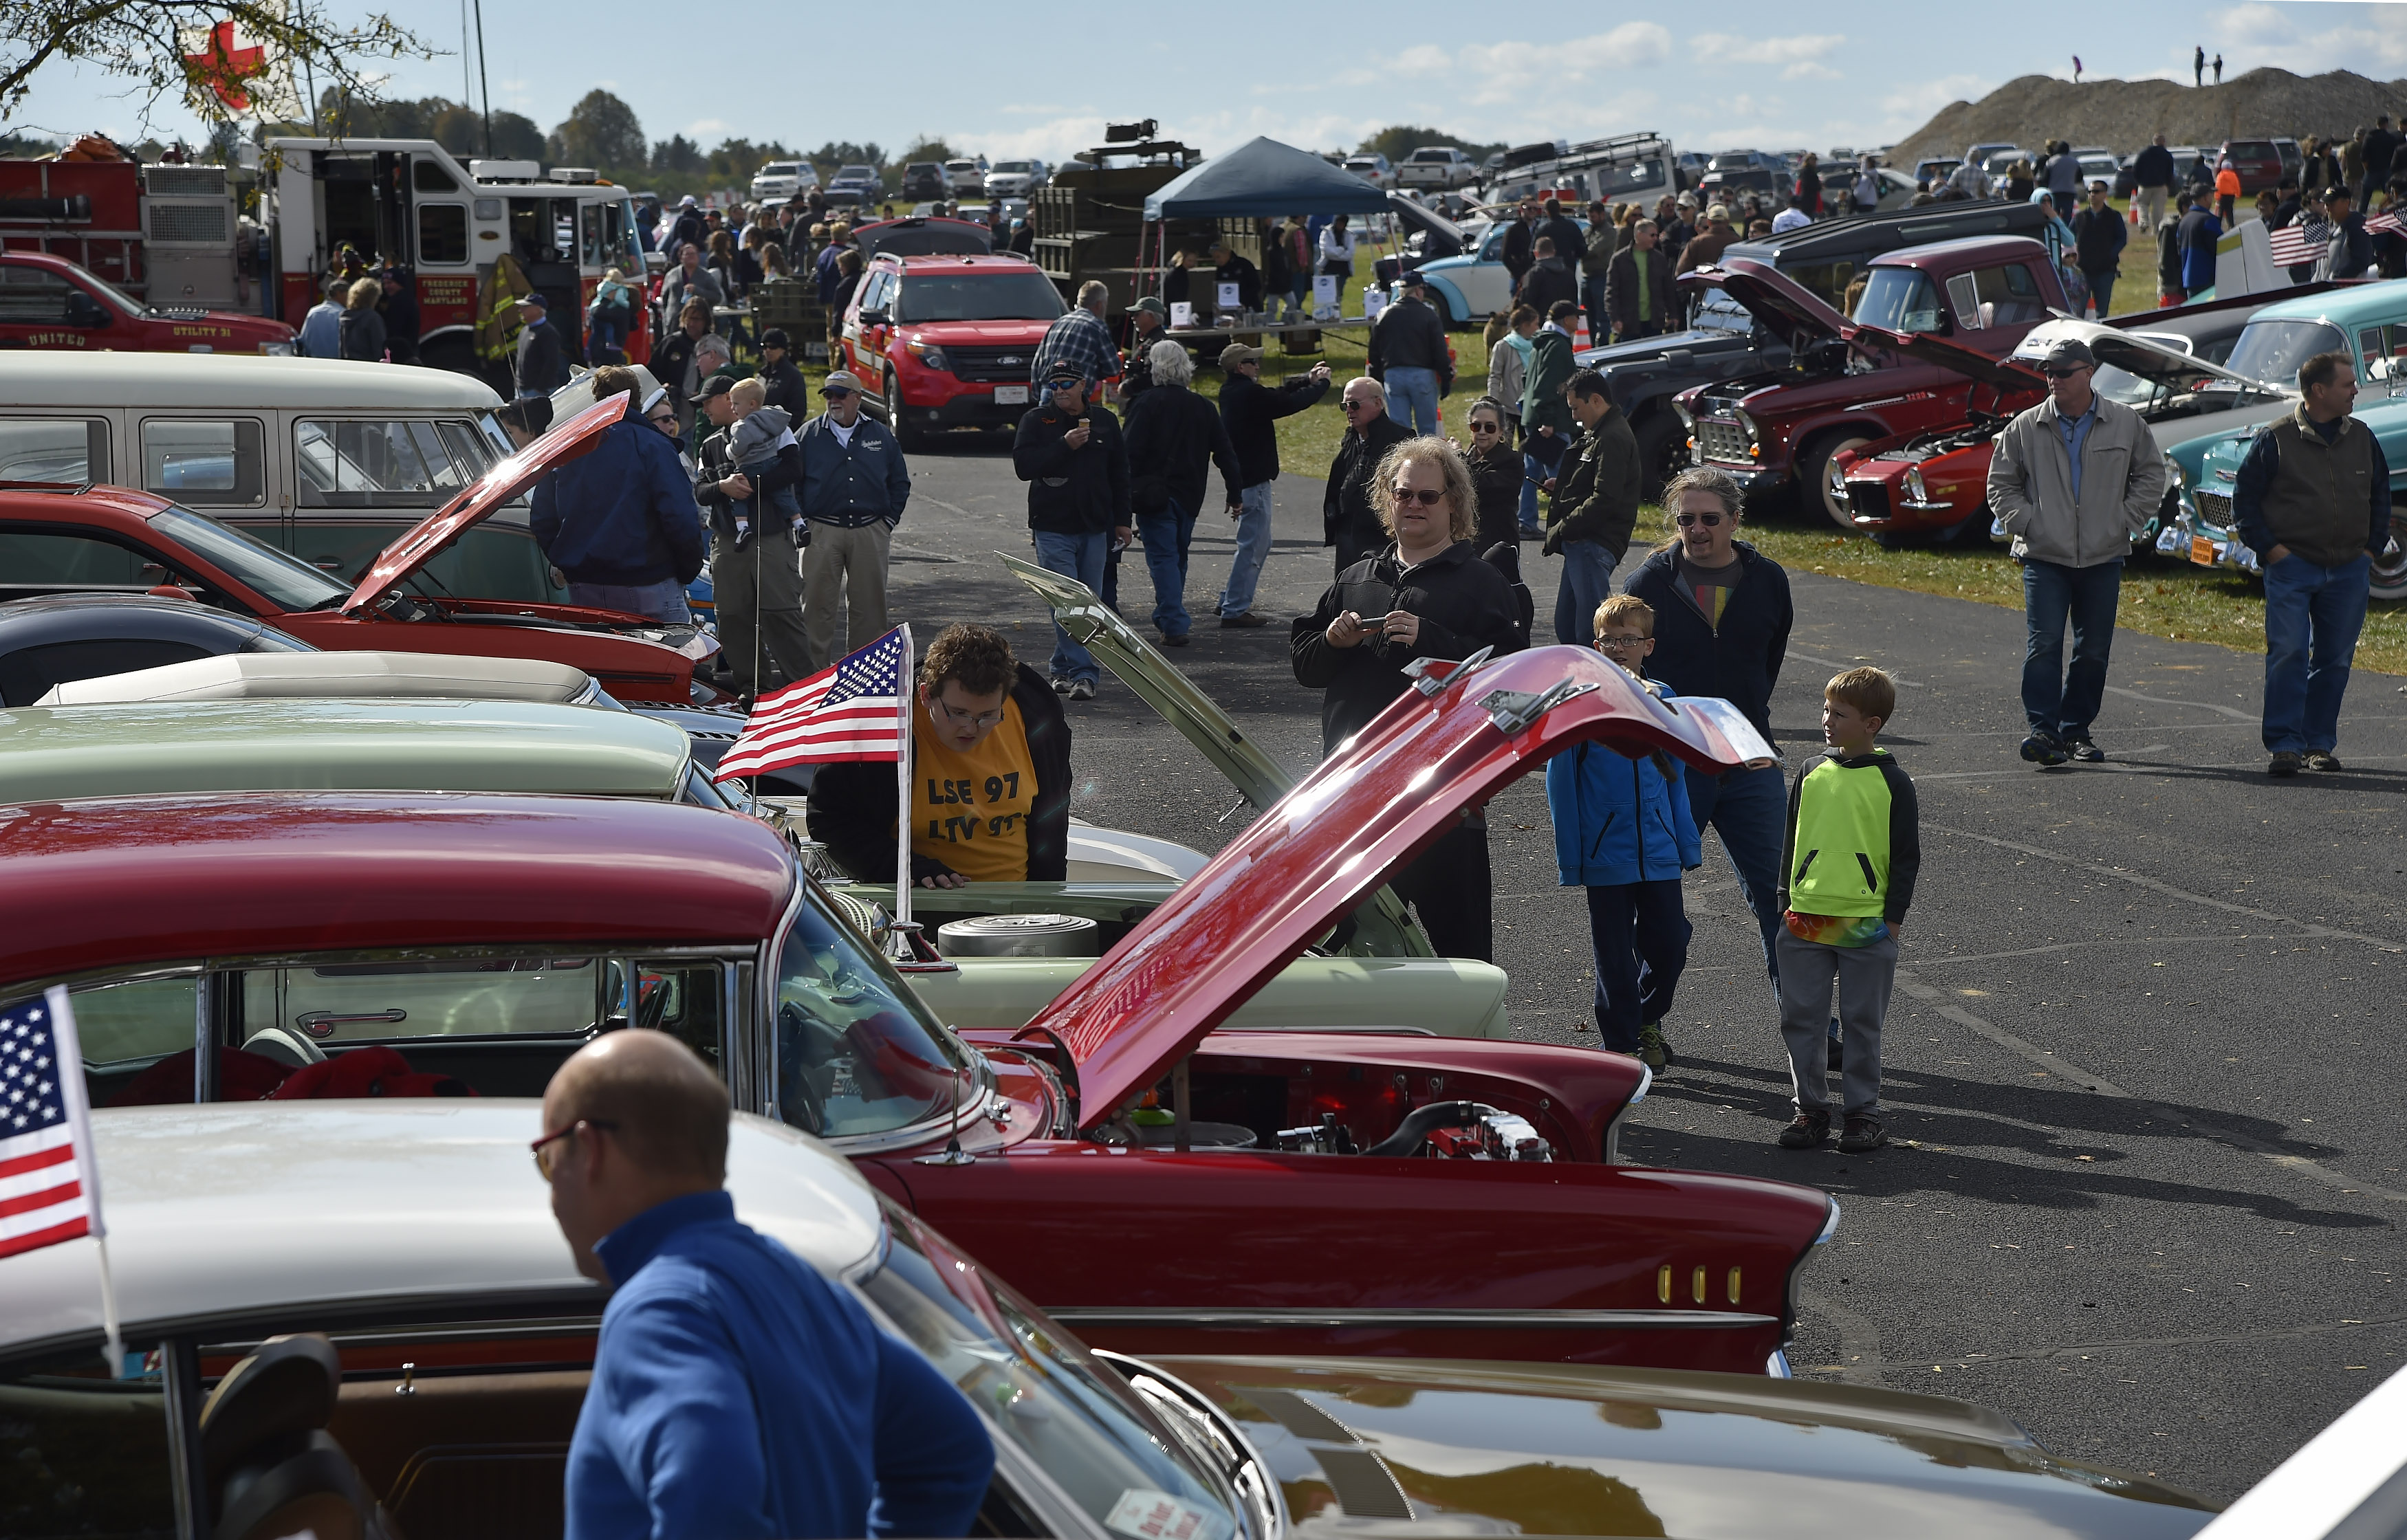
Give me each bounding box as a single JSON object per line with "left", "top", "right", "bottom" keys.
{"left": 473, "top": 0, "right": 493, "bottom": 157}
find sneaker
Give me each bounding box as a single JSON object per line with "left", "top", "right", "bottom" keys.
{"left": 2305, "top": 750, "right": 2343, "bottom": 772}
{"left": 2268, "top": 751, "right": 2301, "bottom": 778}
{"left": 1219, "top": 610, "right": 1270, "bottom": 628}
{"left": 1068, "top": 679, "right": 1097, "bottom": 702}
{"left": 2019, "top": 734, "right": 2069, "bottom": 767}
{"left": 1837, "top": 1114, "right": 1888, "bottom": 1154}
{"left": 2063, "top": 736, "right": 2105, "bottom": 762}
{"left": 1637, "top": 1021, "right": 1674, "bottom": 1072}
{"left": 1778, "top": 1111, "right": 1831, "bottom": 1149}
{"left": 1050, "top": 676, "right": 1074, "bottom": 696}
{"left": 1160, "top": 631, "right": 1191, "bottom": 648}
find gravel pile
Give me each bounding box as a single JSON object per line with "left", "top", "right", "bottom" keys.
{"left": 1891, "top": 67, "right": 2407, "bottom": 162}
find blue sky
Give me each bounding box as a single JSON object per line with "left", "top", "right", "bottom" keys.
{"left": 11, "top": 1, "right": 2407, "bottom": 162}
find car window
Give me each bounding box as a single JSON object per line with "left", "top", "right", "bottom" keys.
{"left": 0, "top": 1350, "right": 177, "bottom": 1537}
{"left": 773, "top": 892, "right": 973, "bottom": 1139}
{"left": 235, "top": 518, "right": 559, "bottom": 600}
{"left": 417, "top": 203, "right": 469, "bottom": 265}
{"left": 142, "top": 505, "right": 349, "bottom": 609}
{"left": 140, "top": 419, "right": 264, "bottom": 507}
{"left": 0, "top": 265, "right": 82, "bottom": 326}
{"left": 295, "top": 419, "right": 474, "bottom": 507}
{"left": 0, "top": 527, "right": 185, "bottom": 595}
{"left": 1967, "top": 264, "right": 2048, "bottom": 327}
{"left": 894, "top": 272, "right": 1065, "bottom": 322}
{"left": 1853, "top": 267, "right": 1941, "bottom": 332}
{"left": 1780, "top": 261, "right": 1858, "bottom": 313}
{"left": 0, "top": 637, "right": 214, "bottom": 707}
{"left": 2357, "top": 324, "right": 2407, "bottom": 382}
{"left": 2225, "top": 318, "right": 2350, "bottom": 384}
{"left": 0, "top": 417, "right": 107, "bottom": 483}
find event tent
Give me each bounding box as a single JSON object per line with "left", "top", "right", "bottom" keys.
{"left": 1142, "top": 136, "right": 1392, "bottom": 221}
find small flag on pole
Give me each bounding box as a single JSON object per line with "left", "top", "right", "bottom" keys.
{"left": 714, "top": 628, "right": 912, "bottom": 782}
{"left": 1, "top": 989, "right": 123, "bottom": 1373}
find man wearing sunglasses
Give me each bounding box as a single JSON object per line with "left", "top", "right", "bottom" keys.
{"left": 539, "top": 1031, "right": 994, "bottom": 1539}
{"left": 1986, "top": 336, "right": 2167, "bottom": 767}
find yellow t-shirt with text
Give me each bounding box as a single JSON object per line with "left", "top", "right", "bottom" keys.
{"left": 911, "top": 696, "right": 1038, "bottom": 882}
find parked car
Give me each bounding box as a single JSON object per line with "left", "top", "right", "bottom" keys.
{"left": 1343, "top": 153, "right": 1393, "bottom": 190}
{"left": 2272, "top": 135, "right": 2305, "bottom": 187}
{"left": 2074, "top": 148, "right": 2122, "bottom": 188}
{"left": 900, "top": 160, "right": 948, "bottom": 201}
{"left": 983, "top": 159, "right": 1048, "bottom": 198}
{"left": 1673, "top": 236, "right": 2069, "bottom": 525}
{"left": 839, "top": 251, "right": 1070, "bottom": 449}
{"left": 6, "top": 644, "right": 1837, "bottom": 1379}
{"left": 0, "top": 590, "right": 306, "bottom": 705}
{"left": 0, "top": 395, "right": 722, "bottom": 703}
{"left": 0, "top": 249, "right": 295, "bottom": 355}
{"left": 825, "top": 164, "right": 884, "bottom": 206}
{"left": 2217, "top": 138, "right": 2286, "bottom": 195}
{"left": 1, "top": 1100, "right": 2217, "bottom": 1540}
{"left": 748, "top": 160, "right": 816, "bottom": 201}
{"left": 1397, "top": 145, "right": 1477, "bottom": 190}
{"left": 943, "top": 159, "right": 986, "bottom": 197}
{"left": 1913, "top": 157, "right": 1963, "bottom": 189}
{"left": 847, "top": 214, "right": 993, "bottom": 261}
{"left": 1964, "top": 143, "right": 2034, "bottom": 172}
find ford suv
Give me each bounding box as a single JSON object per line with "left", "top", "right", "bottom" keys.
{"left": 839, "top": 252, "right": 1068, "bottom": 448}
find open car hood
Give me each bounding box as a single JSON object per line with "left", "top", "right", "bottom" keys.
{"left": 2014, "top": 317, "right": 2295, "bottom": 397}
{"left": 1677, "top": 257, "right": 1851, "bottom": 343}
{"left": 1023, "top": 643, "right": 1776, "bottom": 1122}
{"left": 341, "top": 393, "right": 627, "bottom": 615}
{"left": 1847, "top": 322, "right": 2047, "bottom": 393}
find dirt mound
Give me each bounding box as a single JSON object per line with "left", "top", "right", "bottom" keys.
{"left": 1891, "top": 68, "right": 2407, "bottom": 162}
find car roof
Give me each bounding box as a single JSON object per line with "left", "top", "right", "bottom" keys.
{"left": 1868, "top": 233, "right": 2051, "bottom": 271}
{"left": 2247, "top": 281, "right": 2407, "bottom": 327}
{"left": 877, "top": 252, "right": 1045, "bottom": 272}
{"left": 0, "top": 698, "right": 691, "bottom": 804}
{"left": 1718, "top": 200, "right": 2045, "bottom": 265}
{"left": 34, "top": 648, "right": 585, "bottom": 705}
{"left": 0, "top": 592, "right": 289, "bottom": 642}
{"left": 0, "top": 351, "right": 503, "bottom": 410}
{"left": 5, "top": 1102, "right": 882, "bottom": 1361}
{"left": 0, "top": 481, "right": 173, "bottom": 525}
{"left": 0, "top": 791, "right": 793, "bottom": 992}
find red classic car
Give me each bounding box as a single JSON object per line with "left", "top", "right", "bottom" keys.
{"left": 1673, "top": 238, "right": 2069, "bottom": 527}
{"left": 7, "top": 644, "right": 1836, "bottom": 1376}
{"left": 0, "top": 393, "right": 721, "bottom": 704}
{"left": 0, "top": 250, "right": 296, "bottom": 356}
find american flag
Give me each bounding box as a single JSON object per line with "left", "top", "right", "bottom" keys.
{"left": 0, "top": 990, "right": 104, "bottom": 1262}
{"left": 2366, "top": 210, "right": 2406, "bottom": 239}
{"left": 2268, "top": 223, "right": 2320, "bottom": 267}
{"left": 715, "top": 626, "right": 912, "bottom": 781}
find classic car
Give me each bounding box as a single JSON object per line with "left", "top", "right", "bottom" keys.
{"left": 1, "top": 1101, "right": 2217, "bottom": 1540}
{"left": 1833, "top": 316, "right": 2291, "bottom": 547}
{"left": 2172, "top": 390, "right": 2407, "bottom": 597}
{"left": 1674, "top": 236, "right": 2071, "bottom": 526}
{"left": 6, "top": 644, "right": 1838, "bottom": 1376}
{"left": 0, "top": 393, "right": 725, "bottom": 705}
{"left": 0, "top": 591, "right": 309, "bottom": 706}
{"left": 1570, "top": 199, "right": 2051, "bottom": 499}
{"left": 0, "top": 248, "right": 296, "bottom": 356}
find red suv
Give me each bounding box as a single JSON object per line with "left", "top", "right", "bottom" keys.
{"left": 0, "top": 251, "right": 295, "bottom": 355}
{"left": 2217, "top": 140, "right": 2285, "bottom": 195}
{"left": 840, "top": 252, "right": 1071, "bottom": 448}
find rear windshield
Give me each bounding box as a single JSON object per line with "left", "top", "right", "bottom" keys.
{"left": 993, "top": 162, "right": 1033, "bottom": 174}
{"left": 2227, "top": 141, "right": 2279, "bottom": 159}
{"left": 895, "top": 272, "right": 1066, "bottom": 322}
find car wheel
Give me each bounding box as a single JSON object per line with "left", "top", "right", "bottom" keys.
{"left": 2371, "top": 508, "right": 2407, "bottom": 600}
{"left": 1427, "top": 289, "right": 1457, "bottom": 330}
{"left": 1632, "top": 410, "right": 1688, "bottom": 503}
{"left": 887, "top": 374, "right": 928, "bottom": 451}
{"left": 1800, "top": 432, "right": 1876, "bottom": 533}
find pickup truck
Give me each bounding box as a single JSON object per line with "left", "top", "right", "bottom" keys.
{"left": 1672, "top": 234, "right": 2068, "bottom": 526}
{"left": 1397, "top": 146, "right": 1478, "bottom": 190}
{"left": 1572, "top": 199, "right": 2049, "bottom": 499}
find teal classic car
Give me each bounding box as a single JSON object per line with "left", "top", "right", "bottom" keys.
{"left": 2172, "top": 393, "right": 2407, "bottom": 597}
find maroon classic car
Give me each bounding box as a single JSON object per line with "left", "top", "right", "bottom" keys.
{"left": 5, "top": 643, "right": 1836, "bottom": 1376}
{"left": 1673, "top": 237, "right": 2069, "bottom": 527}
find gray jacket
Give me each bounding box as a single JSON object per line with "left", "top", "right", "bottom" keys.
{"left": 1985, "top": 393, "right": 2168, "bottom": 567}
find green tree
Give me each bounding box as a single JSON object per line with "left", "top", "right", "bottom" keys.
{"left": 1356, "top": 124, "right": 1507, "bottom": 168}
{"left": 897, "top": 136, "right": 952, "bottom": 165}
{"left": 653, "top": 133, "right": 702, "bottom": 174}
{"left": 552, "top": 88, "right": 644, "bottom": 170}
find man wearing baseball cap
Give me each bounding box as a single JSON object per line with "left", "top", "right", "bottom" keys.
{"left": 512, "top": 292, "right": 567, "bottom": 399}
{"left": 1116, "top": 297, "right": 1170, "bottom": 407}
{"left": 754, "top": 328, "right": 808, "bottom": 415}
{"left": 1985, "top": 336, "right": 2167, "bottom": 767}
{"left": 1012, "top": 364, "right": 1131, "bottom": 698}
{"left": 796, "top": 369, "right": 912, "bottom": 666}
{"left": 1216, "top": 343, "right": 1330, "bottom": 626}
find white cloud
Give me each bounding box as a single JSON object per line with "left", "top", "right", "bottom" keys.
{"left": 2203, "top": 1, "right": 2407, "bottom": 74}
{"left": 1691, "top": 32, "right": 1846, "bottom": 66}
{"left": 683, "top": 118, "right": 733, "bottom": 140}
{"left": 1784, "top": 60, "right": 1842, "bottom": 80}
{"left": 1348, "top": 23, "right": 1674, "bottom": 109}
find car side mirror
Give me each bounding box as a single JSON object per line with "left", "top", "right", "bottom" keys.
{"left": 66, "top": 291, "right": 109, "bottom": 327}
{"left": 859, "top": 308, "right": 889, "bottom": 327}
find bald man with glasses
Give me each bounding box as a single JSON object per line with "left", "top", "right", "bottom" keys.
{"left": 1325, "top": 376, "right": 1414, "bottom": 573}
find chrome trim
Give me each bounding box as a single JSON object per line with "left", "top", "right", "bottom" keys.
{"left": 1602, "top": 1062, "right": 1651, "bottom": 1164}
{"left": 1043, "top": 1307, "right": 1779, "bottom": 1330}
{"left": 1097, "top": 1351, "right": 1288, "bottom": 1540}
{"left": 1766, "top": 1348, "right": 1794, "bottom": 1378}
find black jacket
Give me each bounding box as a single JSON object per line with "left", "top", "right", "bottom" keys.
{"left": 1543, "top": 409, "right": 1641, "bottom": 560}
{"left": 1366, "top": 296, "right": 1452, "bottom": 388}
{"left": 807, "top": 663, "right": 1071, "bottom": 884}
{"left": 1013, "top": 399, "right": 1131, "bottom": 534}
{"left": 512, "top": 315, "right": 565, "bottom": 393}
{"left": 1516, "top": 256, "right": 1578, "bottom": 318}
{"left": 1215, "top": 254, "right": 1262, "bottom": 311}
{"left": 1220, "top": 369, "right": 1329, "bottom": 487}
{"left": 339, "top": 306, "right": 386, "bottom": 363}
{"left": 1124, "top": 382, "right": 1241, "bottom": 518}
{"left": 2364, "top": 130, "right": 2399, "bottom": 188}
{"left": 1501, "top": 219, "right": 1534, "bottom": 282}
{"left": 2132, "top": 144, "right": 2175, "bottom": 189}
{"left": 1536, "top": 214, "right": 1588, "bottom": 267}
{"left": 2331, "top": 212, "right": 2376, "bottom": 280}
{"left": 756, "top": 355, "right": 810, "bottom": 415}
{"left": 654, "top": 331, "right": 701, "bottom": 411}
{"left": 1603, "top": 247, "right": 1673, "bottom": 335}
{"left": 1464, "top": 441, "right": 1522, "bottom": 555}
{"left": 1623, "top": 540, "right": 1794, "bottom": 742}
{"left": 695, "top": 425, "right": 806, "bottom": 542}
{"left": 2071, "top": 206, "right": 2127, "bottom": 272}
{"left": 1322, "top": 415, "right": 1415, "bottom": 554}
{"left": 1291, "top": 542, "right": 1526, "bottom": 754}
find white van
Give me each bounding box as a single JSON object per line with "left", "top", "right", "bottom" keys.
{"left": 0, "top": 353, "right": 566, "bottom": 603}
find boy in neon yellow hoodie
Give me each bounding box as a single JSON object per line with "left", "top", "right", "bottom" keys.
{"left": 1775, "top": 666, "right": 1919, "bottom": 1154}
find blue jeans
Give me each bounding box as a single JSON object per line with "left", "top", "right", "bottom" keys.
{"left": 1586, "top": 881, "right": 1691, "bottom": 1053}
{"left": 1219, "top": 482, "right": 1276, "bottom": 617}
{"left": 569, "top": 577, "right": 692, "bottom": 624}
{"left": 2021, "top": 557, "right": 2123, "bottom": 739}
{"left": 2082, "top": 268, "right": 2117, "bottom": 318}
{"left": 1684, "top": 761, "right": 1787, "bottom": 985}
{"left": 1385, "top": 366, "right": 1439, "bottom": 435}
{"left": 1031, "top": 529, "right": 1108, "bottom": 683}
{"left": 1139, "top": 496, "right": 1199, "bottom": 638}
{"left": 2262, "top": 553, "right": 2370, "bottom": 754}
{"left": 1551, "top": 539, "right": 1619, "bottom": 646}
{"left": 1518, "top": 447, "right": 1545, "bottom": 533}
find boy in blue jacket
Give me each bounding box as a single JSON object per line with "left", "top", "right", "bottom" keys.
{"left": 1545, "top": 595, "right": 1701, "bottom": 1072}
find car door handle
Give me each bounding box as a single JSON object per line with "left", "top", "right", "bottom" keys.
{"left": 296, "top": 1008, "right": 407, "bottom": 1038}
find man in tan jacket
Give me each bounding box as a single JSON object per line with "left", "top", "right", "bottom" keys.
{"left": 1985, "top": 337, "right": 2168, "bottom": 767}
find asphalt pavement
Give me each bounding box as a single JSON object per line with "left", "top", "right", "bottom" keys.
{"left": 871, "top": 431, "right": 2406, "bottom": 1504}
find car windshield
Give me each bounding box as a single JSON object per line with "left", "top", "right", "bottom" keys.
{"left": 895, "top": 272, "right": 1066, "bottom": 322}
{"left": 1692, "top": 290, "right": 1757, "bottom": 335}
{"left": 772, "top": 890, "right": 977, "bottom": 1139}
{"left": 71, "top": 265, "right": 151, "bottom": 316}
{"left": 763, "top": 163, "right": 798, "bottom": 175}
{"left": 2225, "top": 318, "right": 2349, "bottom": 386}
{"left": 860, "top": 1206, "right": 1249, "bottom": 1540}
{"left": 1853, "top": 268, "right": 1943, "bottom": 333}
{"left": 840, "top": 166, "right": 876, "bottom": 179}
{"left": 144, "top": 505, "right": 351, "bottom": 610}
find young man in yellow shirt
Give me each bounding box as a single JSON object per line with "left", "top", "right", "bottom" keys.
{"left": 807, "top": 624, "right": 1071, "bottom": 885}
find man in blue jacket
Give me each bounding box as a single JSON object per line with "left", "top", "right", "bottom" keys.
{"left": 1547, "top": 593, "right": 1701, "bottom": 1071}
{"left": 530, "top": 404, "right": 708, "bottom": 622}
{"left": 541, "top": 1031, "right": 994, "bottom": 1540}
{"left": 798, "top": 369, "right": 913, "bottom": 665}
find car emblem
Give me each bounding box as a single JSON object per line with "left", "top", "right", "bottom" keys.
{"left": 1001, "top": 355, "right": 1022, "bottom": 364}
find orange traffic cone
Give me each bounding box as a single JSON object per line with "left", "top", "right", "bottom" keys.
{"left": 1574, "top": 313, "right": 1593, "bottom": 350}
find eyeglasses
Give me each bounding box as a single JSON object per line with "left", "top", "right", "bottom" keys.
{"left": 1673, "top": 512, "right": 1725, "bottom": 528}
{"left": 1470, "top": 420, "right": 1502, "bottom": 434}
{"left": 645, "top": 410, "right": 676, "bottom": 428}
{"left": 1342, "top": 399, "right": 1375, "bottom": 412}
{"left": 1595, "top": 635, "right": 1648, "bottom": 651}
{"left": 823, "top": 386, "right": 853, "bottom": 399}
{"left": 530, "top": 1117, "right": 618, "bottom": 1179}
{"left": 933, "top": 698, "right": 1006, "bottom": 729}
{"left": 1391, "top": 486, "right": 1447, "bottom": 506}
{"left": 2042, "top": 366, "right": 2090, "bottom": 380}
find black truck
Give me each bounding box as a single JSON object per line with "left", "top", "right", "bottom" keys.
{"left": 1576, "top": 199, "right": 2051, "bottom": 496}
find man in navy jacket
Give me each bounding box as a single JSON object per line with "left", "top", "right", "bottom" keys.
{"left": 531, "top": 412, "right": 707, "bottom": 622}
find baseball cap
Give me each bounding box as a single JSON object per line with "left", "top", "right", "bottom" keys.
{"left": 1399, "top": 269, "right": 1427, "bottom": 289}
{"left": 696, "top": 375, "right": 737, "bottom": 401}
{"left": 2038, "top": 337, "right": 2097, "bottom": 372}
{"left": 513, "top": 292, "right": 546, "bottom": 311}
{"left": 1706, "top": 203, "right": 1731, "bottom": 222}
{"left": 1131, "top": 296, "right": 1168, "bottom": 319}
{"left": 759, "top": 327, "right": 791, "bottom": 350}
{"left": 1040, "top": 362, "right": 1087, "bottom": 388}
{"left": 822, "top": 369, "right": 864, "bottom": 395}
{"left": 1219, "top": 342, "right": 1262, "bottom": 370}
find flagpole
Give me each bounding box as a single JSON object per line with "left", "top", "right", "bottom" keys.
{"left": 44, "top": 987, "right": 122, "bottom": 1377}
{"left": 893, "top": 624, "right": 914, "bottom": 936}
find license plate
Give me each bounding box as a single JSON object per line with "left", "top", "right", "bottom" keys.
{"left": 993, "top": 385, "right": 1029, "bottom": 404}
{"left": 2189, "top": 536, "right": 2219, "bottom": 566}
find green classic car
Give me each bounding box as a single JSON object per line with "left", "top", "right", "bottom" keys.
{"left": 2170, "top": 393, "right": 2407, "bottom": 599}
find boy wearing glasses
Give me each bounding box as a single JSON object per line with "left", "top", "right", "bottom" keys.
{"left": 808, "top": 623, "right": 1071, "bottom": 888}
{"left": 1546, "top": 595, "right": 1700, "bottom": 1071}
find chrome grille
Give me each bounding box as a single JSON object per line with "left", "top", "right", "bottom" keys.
{"left": 1695, "top": 419, "right": 1752, "bottom": 465}
{"left": 1847, "top": 483, "right": 1891, "bottom": 522}
{"left": 2194, "top": 490, "right": 2232, "bottom": 527}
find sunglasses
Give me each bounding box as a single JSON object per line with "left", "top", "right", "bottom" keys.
{"left": 1673, "top": 512, "right": 1725, "bottom": 528}
{"left": 645, "top": 410, "right": 675, "bottom": 426}
{"left": 2042, "top": 366, "right": 2090, "bottom": 380}
{"left": 1391, "top": 486, "right": 1447, "bottom": 506}
{"left": 823, "top": 386, "right": 853, "bottom": 399}
{"left": 1342, "top": 399, "right": 1375, "bottom": 411}
{"left": 1470, "top": 420, "right": 1502, "bottom": 434}
{"left": 530, "top": 1116, "right": 619, "bottom": 1179}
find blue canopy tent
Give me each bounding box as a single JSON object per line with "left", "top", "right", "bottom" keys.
{"left": 1139, "top": 137, "right": 1395, "bottom": 315}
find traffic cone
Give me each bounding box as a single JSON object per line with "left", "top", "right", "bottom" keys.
{"left": 1574, "top": 314, "right": 1593, "bottom": 350}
